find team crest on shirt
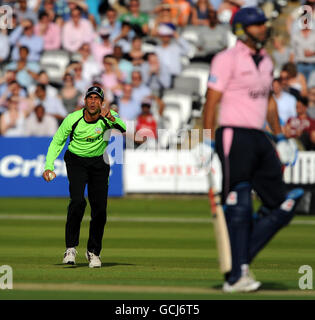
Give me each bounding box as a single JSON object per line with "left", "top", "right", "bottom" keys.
{"left": 95, "top": 127, "right": 102, "bottom": 134}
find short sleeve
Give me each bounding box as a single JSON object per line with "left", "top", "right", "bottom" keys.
{"left": 207, "top": 50, "right": 233, "bottom": 92}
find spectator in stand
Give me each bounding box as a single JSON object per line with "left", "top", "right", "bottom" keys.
{"left": 194, "top": 9, "right": 228, "bottom": 63}
{"left": 91, "top": 27, "right": 113, "bottom": 65}
{"left": 85, "top": 0, "right": 103, "bottom": 26}
{"left": 60, "top": 73, "right": 83, "bottom": 114}
{"left": 76, "top": 43, "right": 101, "bottom": 85}
{"left": 272, "top": 34, "right": 293, "bottom": 77}
{"left": 67, "top": 0, "right": 96, "bottom": 23}
{"left": 100, "top": 7, "right": 122, "bottom": 42}
{"left": 51, "top": 0, "right": 71, "bottom": 23}
{"left": 24, "top": 104, "right": 58, "bottom": 136}
{"left": 191, "top": 0, "right": 213, "bottom": 26}
{"left": 10, "top": 19, "right": 44, "bottom": 62}
{"left": 135, "top": 99, "right": 158, "bottom": 148}
{"left": 5, "top": 46, "right": 40, "bottom": 90}
{"left": 119, "top": 0, "right": 149, "bottom": 36}
{"left": 284, "top": 95, "right": 315, "bottom": 150}
{"left": 101, "top": 0, "right": 128, "bottom": 16}
{"left": 0, "top": 70, "right": 17, "bottom": 98}
{"left": 281, "top": 62, "right": 308, "bottom": 97}
{"left": 272, "top": 78, "right": 297, "bottom": 127}
{"left": 101, "top": 55, "right": 123, "bottom": 98}
{"left": 113, "top": 45, "right": 134, "bottom": 83}
{"left": 151, "top": 4, "right": 177, "bottom": 36}
{"left": 131, "top": 56, "right": 145, "bottom": 70}
{"left": 113, "top": 20, "right": 134, "bottom": 53}
{"left": 131, "top": 70, "right": 152, "bottom": 104}
{"left": 217, "top": 0, "right": 244, "bottom": 23}
{"left": 0, "top": 80, "right": 27, "bottom": 109}
{"left": 0, "top": 96, "right": 28, "bottom": 136}
{"left": 117, "top": 82, "right": 141, "bottom": 121}
{"left": 66, "top": 61, "right": 90, "bottom": 93}
{"left": 33, "top": 84, "right": 67, "bottom": 121}
{"left": 290, "top": 23, "right": 315, "bottom": 83}
{"left": 62, "top": 6, "right": 95, "bottom": 52}
{"left": 141, "top": 52, "right": 172, "bottom": 96}
{"left": 0, "top": 30, "right": 10, "bottom": 64}
{"left": 28, "top": 70, "right": 58, "bottom": 98}
{"left": 66, "top": 0, "right": 99, "bottom": 29}
{"left": 34, "top": 11, "right": 61, "bottom": 50}
{"left": 126, "top": 36, "right": 145, "bottom": 62}
{"left": 307, "top": 86, "right": 315, "bottom": 119}
{"left": 0, "top": 80, "right": 32, "bottom": 118}
{"left": 35, "top": 0, "right": 63, "bottom": 24}
{"left": 154, "top": 24, "right": 190, "bottom": 86}
{"left": 15, "top": 0, "right": 38, "bottom": 24}
{"left": 156, "top": 0, "right": 192, "bottom": 27}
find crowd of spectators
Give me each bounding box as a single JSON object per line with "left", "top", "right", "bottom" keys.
{"left": 0, "top": 0, "right": 314, "bottom": 151}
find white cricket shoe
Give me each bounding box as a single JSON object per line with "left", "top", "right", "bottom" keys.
{"left": 86, "top": 250, "right": 101, "bottom": 268}
{"left": 63, "top": 248, "right": 77, "bottom": 265}
{"left": 223, "top": 264, "right": 261, "bottom": 293}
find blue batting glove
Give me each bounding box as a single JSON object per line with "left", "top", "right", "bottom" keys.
{"left": 275, "top": 134, "right": 298, "bottom": 166}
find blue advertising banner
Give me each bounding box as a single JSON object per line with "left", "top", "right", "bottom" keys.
{"left": 0, "top": 137, "right": 123, "bottom": 197}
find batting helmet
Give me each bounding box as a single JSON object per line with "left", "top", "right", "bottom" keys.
{"left": 232, "top": 6, "right": 268, "bottom": 37}
{"left": 85, "top": 86, "right": 105, "bottom": 101}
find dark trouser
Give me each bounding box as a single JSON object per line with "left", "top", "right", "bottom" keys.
{"left": 64, "top": 150, "right": 110, "bottom": 256}
{"left": 215, "top": 127, "right": 298, "bottom": 284}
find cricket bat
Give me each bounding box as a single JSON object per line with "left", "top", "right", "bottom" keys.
{"left": 208, "top": 169, "right": 232, "bottom": 274}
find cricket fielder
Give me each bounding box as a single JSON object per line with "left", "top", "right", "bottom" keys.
{"left": 201, "top": 7, "right": 304, "bottom": 292}
{"left": 42, "top": 86, "right": 126, "bottom": 268}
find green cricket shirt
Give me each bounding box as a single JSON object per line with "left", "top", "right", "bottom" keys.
{"left": 45, "top": 108, "right": 126, "bottom": 171}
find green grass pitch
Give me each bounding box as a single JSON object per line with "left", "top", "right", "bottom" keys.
{"left": 0, "top": 197, "right": 314, "bottom": 300}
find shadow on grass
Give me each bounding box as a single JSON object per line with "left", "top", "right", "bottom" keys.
{"left": 54, "top": 262, "right": 135, "bottom": 269}
{"left": 212, "top": 282, "right": 289, "bottom": 291}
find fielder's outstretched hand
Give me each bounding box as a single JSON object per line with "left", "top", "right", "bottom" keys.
{"left": 100, "top": 102, "right": 115, "bottom": 122}
{"left": 42, "top": 170, "right": 56, "bottom": 182}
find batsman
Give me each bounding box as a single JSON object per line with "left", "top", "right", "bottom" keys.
{"left": 42, "top": 86, "right": 126, "bottom": 268}
{"left": 201, "top": 7, "right": 304, "bottom": 292}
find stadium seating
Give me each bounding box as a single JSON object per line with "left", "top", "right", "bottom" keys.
{"left": 159, "top": 102, "right": 182, "bottom": 148}
{"left": 180, "top": 25, "right": 202, "bottom": 46}
{"left": 181, "top": 64, "right": 209, "bottom": 97}
{"left": 174, "top": 76, "right": 200, "bottom": 96}
{"left": 40, "top": 50, "right": 70, "bottom": 85}
{"left": 162, "top": 89, "right": 193, "bottom": 127}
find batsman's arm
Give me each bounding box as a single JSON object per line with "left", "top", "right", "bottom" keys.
{"left": 44, "top": 115, "right": 73, "bottom": 171}
{"left": 203, "top": 88, "right": 223, "bottom": 139}
{"left": 203, "top": 50, "right": 232, "bottom": 139}
{"left": 266, "top": 94, "right": 282, "bottom": 136}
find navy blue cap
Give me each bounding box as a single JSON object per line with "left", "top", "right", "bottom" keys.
{"left": 232, "top": 6, "right": 268, "bottom": 35}
{"left": 85, "top": 86, "right": 104, "bottom": 100}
